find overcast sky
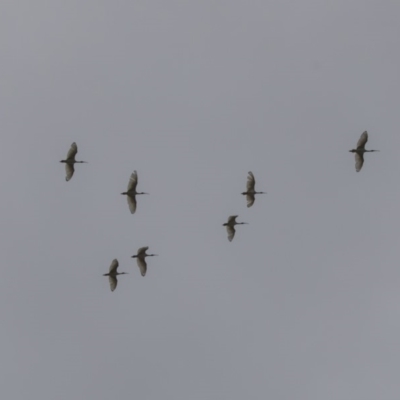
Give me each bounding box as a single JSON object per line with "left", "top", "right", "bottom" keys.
{"left": 2, "top": 1, "right": 400, "bottom": 399}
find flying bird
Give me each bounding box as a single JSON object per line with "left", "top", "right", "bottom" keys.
{"left": 121, "top": 171, "right": 148, "bottom": 214}
{"left": 349, "top": 131, "right": 379, "bottom": 172}
{"left": 131, "top": 246, "right": 158, "bottom": 276}
{"left": 60, "top": 142, "right": 87, "bottom": 181}
{"left": 223, "top": 215, "right": 248, "bottom": 242}
{"left": 241, "top": 171, "right": 266, "bottom": 207}
{"left": 103, "top": 259, "right": 127, "bottom": 292}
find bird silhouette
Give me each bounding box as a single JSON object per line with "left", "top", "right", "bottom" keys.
{"left": 241, "top": 171, "right": 266, "bottom": 207}
{"left": 223, "top": 215, "right": 248, "bottom": 242}
{"left": 103, "top": 259, "right": 127, "bottom": 292}
{"left": 131, "top": 246, "right": 158, "bottom": 276}
{"left": 60, "top": 142, "right": 87, "bottom": 181}
{"left": 349, "top": 131, "right": 379, "bottom": 172}
{"left": 121, "top": 171, "right": 148, "bottom": 214}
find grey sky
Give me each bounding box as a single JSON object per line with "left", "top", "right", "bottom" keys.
{"left": 1, "top": 1, "right": 400, "bottom": 399}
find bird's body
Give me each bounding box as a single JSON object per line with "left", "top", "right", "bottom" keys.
{"left": 223, "top": 215, "right": 248, "bottom": 242}
{"left": 241, "top": 171, "right": 266, "bottom": 207}
{"left": 103, "top": 259, "right": 127, "bottom": 292}
{"left": 60, "top": 142, "right": 87, "bottom": 181}
{"left": 131, "top": 246, "right": 158, "bottom": 276}
{"left": 349, "top": 131, "right": 379, "bottom": 172}
{"left": 121, "top": 171, "right": 148, "bottom": 214}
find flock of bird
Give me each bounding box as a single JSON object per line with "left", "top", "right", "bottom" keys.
{"left": 60, "top": 130, "right": 378, "bottom": 291}
{"left": 103, "top": 247, "right": 158, "bottom": 292}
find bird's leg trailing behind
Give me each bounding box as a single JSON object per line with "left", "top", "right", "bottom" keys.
{"left": 60, "top": 160, "right": 88, "bottom": 163}
{"left": 131, "top": 254, "right": 158, "bottom": 258}
{"left": 349, "top": 149, "right": 379, "bottom": 153}
{"left": 103, "top": 272, "right": 128, "bottom": 276}
{"left": 121, "top": 192, "right": 149, "bottom": 195}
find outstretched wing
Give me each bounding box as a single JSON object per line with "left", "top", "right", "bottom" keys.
{"left": 109, "top": 259, "right": 119, "bottom": 273}
{"left": 127, "top": 171, "right": 138, "bottom": 191}
{"left": 127, "top": 194, "right": 137, "bottom": 214}
{"left": 137, "top": 246, "right": 149, "bottom": 256}
{"left": 246, "top": 171, "right": 255, "bottom": 191}
{"left": 226, "top": 225, "right": 236, "bottom": 242}
{"left": 65, "top": 164, "right": 75, "bottom": 181}
{"left": 227, "top": 215, "right": 238, "bottom": 224}
{"left": 355, "top": 153, "right": 364, "bottom": 172}
{"left": 246, "top": 194, "right": 255, "bottom": 208}
{"left": 137, "top": 257, "right": 147, "bottom": 277}
{"left": 66, "top": 142, "right": 78, "bottom": 161}
{"left": 109, "top": 276, "right": 118, "bottom": 292}
{"left": 357, "top": 131, "right": 368, "bottom": 149}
